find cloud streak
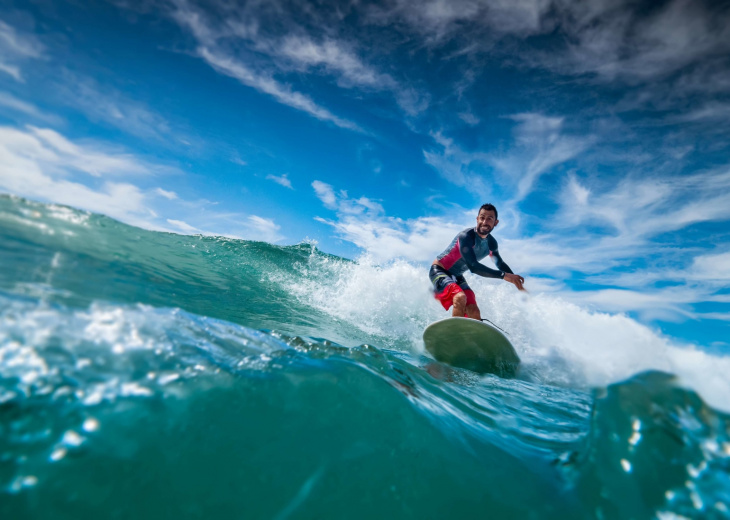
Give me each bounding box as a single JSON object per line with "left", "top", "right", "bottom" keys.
{"left": 312, "top": 179, "right": 465, "bottom": 263}
{"left": 424, "top": 113, "right": 590, "bottom": 202}
{"left": 266, "top": 173, "right": 293, "bottom": 189}
{"left": 53, "top": 74, "right": 174, "bottom": 142}
{"left": 196, "top": 46, "right": 362, "bottom": 132}
{"left": 169, "top": 2, "right": 364, "bottom": 132}
{"left": 0, "top": 19, "right": 44, "bottom": 82}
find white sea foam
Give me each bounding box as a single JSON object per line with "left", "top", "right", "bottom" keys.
{"left": 286, "top": 254, "right": 730, "bottom": 412}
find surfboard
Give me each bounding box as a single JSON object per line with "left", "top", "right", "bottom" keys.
{"left": 423, "top": 317, "right": 520, "bottom": 377}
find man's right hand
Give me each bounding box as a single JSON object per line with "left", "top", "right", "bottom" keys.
{"left": 504, "top": 273, "right": 525, "bottom": 291}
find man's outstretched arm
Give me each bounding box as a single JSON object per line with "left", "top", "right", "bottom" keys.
{"left": 488, "top": 238, "right": 526, "bottom": 291}
{"left": 490, "top": 249, "right": 513, "bottom": 275}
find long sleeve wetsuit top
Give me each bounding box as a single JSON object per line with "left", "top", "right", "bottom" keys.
{"left": 436, "top": 228, "right": 513, "bottom": 278}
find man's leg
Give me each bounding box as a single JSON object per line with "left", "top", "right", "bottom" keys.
{"left": 465, "top": 304, "right": 481, "bottom": 321}
{"left": 463, "top": 289, "right": 480, "bottom": 320}
{"left": 452, "top": 291, "right": 467, "bottom": 317}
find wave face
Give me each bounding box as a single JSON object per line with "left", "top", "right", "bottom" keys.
{"left": 1, "top": 194, "right": 729, "bottom": 519}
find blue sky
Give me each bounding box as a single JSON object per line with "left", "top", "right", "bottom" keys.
{"left": 1, "top": 0, "right": 729, "bottom": 348}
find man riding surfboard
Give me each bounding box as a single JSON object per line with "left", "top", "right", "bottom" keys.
{"left": 429, "top": 203, "right": 525, "bottom": 320}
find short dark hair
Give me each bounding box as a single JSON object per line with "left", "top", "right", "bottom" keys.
{"left": 479, "top": 203, "right": 498, "bottom": 220}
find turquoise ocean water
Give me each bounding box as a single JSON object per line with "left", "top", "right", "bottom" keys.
{"left": 1, "top": 194, "right": 729, "bottom": 519}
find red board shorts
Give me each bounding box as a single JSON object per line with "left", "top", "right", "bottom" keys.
{"left": 428, "top": 264, "right": 476, "bottom": 310}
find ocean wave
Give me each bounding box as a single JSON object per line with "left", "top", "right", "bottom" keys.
{"left": 1, "top": 292, "right": 728, "bottom": 518}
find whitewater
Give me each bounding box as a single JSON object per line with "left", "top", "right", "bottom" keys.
{"left": 1, "top": 194, "right": 728, "bottom": 519}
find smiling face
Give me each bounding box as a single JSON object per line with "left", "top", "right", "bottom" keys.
{"left": 476, "top": 208, "right": 498, "bottom": 237}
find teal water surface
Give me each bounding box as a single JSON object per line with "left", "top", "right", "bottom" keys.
{"left": 1, "top": 195, "right": 728, "bottom": 519}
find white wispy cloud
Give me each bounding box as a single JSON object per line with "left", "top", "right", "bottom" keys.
{"left": 315, "top": 212, "right": 466, "bottom": 264}
{"left": 167, "top": 0, "right": 431, "bottom": 123}
{"left": 15, "top": 126, "right": 150, "bottom": 177}
{"left": 53, "top": 74, "right": 174, "bottom": 141}
{"left": 424, "top": 113, "right": 589, "bottom": 201}
{"left": 266, "top": 173, "right": 293, "bottom": 189}
{"left": 560, "top": 0, "right": 730, "bottom": 83}
{"left": 312, "top": 179, "right": 470, "bottom": 263}
{"left": 563, "top": 286, "right": 720, "bottom": 323}
{"left": 0, "top": 91, "right": 48, "bottom": 119}
{"left": 167, "top": 218, "right": 200, "bottom": 233}
{"left": 168, "top": 2, "right": 364, "bottom": 132}
{"left": 156, "top": 188, "right": 179, "bottom": 200}
{"left": 675, "top": 102, "right": 730, "bottom": 123}
{"left": 312, "top": 180, "right": 338, "bottom": 210}
{"left": 422, "top": 131, "right": 492, "bottom": 198}
{"left": 246, "top": 215, "right": 283, "bottom": 242}
{"left": 367, "top": 0, "right": 730, "bottom": 123}
{"left": 368, "top": 0, "right": 554, "bottom": 44}
{"left": 0, "top": 62, "right": 21, "bottom": 81}
{"left": 688, "top": 251, "right": 730, "bottom": 283}
{"left": 0, "top": 19, "right": 44, "bottom": 82}
{"left": 277, "top": 36, "right": 393, "bottom": 89}
{"left": 556, "top": 167, "right": 730, "bottom": 240}
{"left": 196, "top": 46, "right": 362, "bottom": 132}
{"left": 274, "top": 35, "right": 429, "bottom": 115}
{"left": 499, "top": 113, "right": 590, "bottom": 201}
{"left": 375, "top": 0, "right": 730, "bottom": 83}
{"left": 312, "top": 180, "right": 385, "bottom": 216}
{"left": 0, "top": 20, "right": 43, "bottom": 57}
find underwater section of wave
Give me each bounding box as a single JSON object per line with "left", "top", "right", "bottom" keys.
{"left": 1, "top": 292, "right": 729, "bottom": 520}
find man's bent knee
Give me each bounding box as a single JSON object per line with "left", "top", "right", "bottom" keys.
{"left": 452, "top": 291, "right": 467, "bottom": 316}
{"left": 452, "top": 292, "right": 467, "bottom": 306}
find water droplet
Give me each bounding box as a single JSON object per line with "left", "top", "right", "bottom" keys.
{"left": 50, "top": 447, "right": 67, "bottom": 461}
{"left": 158, "top": 373, "right": 180, "bottom": 385}
{"left": 687, "top": 461, "right": 707, "bottom": 478}
{"left": 75, "top": 358, "right": 92, "bottom": 369}
{"left": 121, "top": 382, "right": 153, "bottom": 396}
{"left": 628, "top": 431, "right": 642, "bottom": 446}
{"left": 62, "top": 430, "right": 84, "bottom": 447}
{"left": 82, "top": 418, "right": 100, "bottom": 432}
{"left": 9, "top": 475, "right": 38, "bottom": 493}
{"left": 83, "top": 389, "right": 103, "bottom": 406}
{"left": 620, "top": 459, "right": 632, "bottom": 472}
{"left": 690, "top": 491, "right": 703, "bottom": 510}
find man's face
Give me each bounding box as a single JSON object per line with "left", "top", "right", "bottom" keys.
{"left": 476, "top": 209, "right": 498, "bottom": 236}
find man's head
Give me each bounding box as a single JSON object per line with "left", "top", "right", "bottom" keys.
{"left": 476, "top": 203, "right": 498, "bottom": 237}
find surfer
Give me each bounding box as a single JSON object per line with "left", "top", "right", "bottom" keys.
{"left": 429, "top": 203, "right": 525, "bottom": 320}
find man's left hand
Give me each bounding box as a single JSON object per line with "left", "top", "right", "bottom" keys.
{"left": 504, "top": 273, "right": 525, "bottom": 291}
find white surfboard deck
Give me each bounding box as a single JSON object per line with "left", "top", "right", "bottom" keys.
{"left": 423, "top": 317, "right": 520, "bottom": 376}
